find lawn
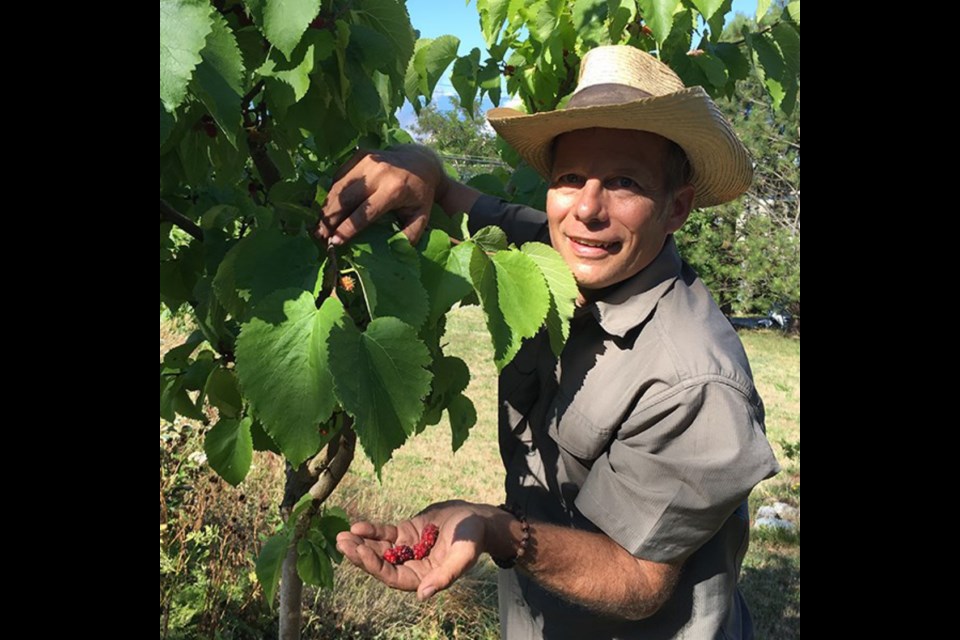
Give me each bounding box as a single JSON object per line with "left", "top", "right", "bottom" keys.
{"left": 160, "top": 307, "right": 800, "bottom": 639}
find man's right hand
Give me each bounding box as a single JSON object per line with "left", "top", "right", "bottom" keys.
{"left": 317, "top": 145, "right": 448, "bottom": 247}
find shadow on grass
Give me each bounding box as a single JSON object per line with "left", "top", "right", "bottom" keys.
{"left": 741, "top": 550, "right": 800, "bottom": 640}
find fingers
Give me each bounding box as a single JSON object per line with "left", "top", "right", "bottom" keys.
{"left": 400, "top": 205, "right": 431, "bottom": 246}
{"left": 417, "top": 538, "right": 480, "bottom": 601}
{"left": 350, "top": 521, "right": 399, "bottom": 542}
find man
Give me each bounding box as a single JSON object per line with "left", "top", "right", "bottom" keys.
{"left": 329, "top": 46, "right": 780, "bottom": 639}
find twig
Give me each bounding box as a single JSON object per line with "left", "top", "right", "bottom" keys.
{"left": 160, "top": 199, "right": 203, "bottom": 241}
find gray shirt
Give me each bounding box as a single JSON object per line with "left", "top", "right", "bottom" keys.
{"left": 469, "top": 196, "right": 780, "bottom": 639}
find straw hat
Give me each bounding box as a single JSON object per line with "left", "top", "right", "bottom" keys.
{"left": 486, "top": 46, "right": 752, "bottom": 208}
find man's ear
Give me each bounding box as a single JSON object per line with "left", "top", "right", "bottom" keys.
{"left": 664, "top": 184, "right": 695, "bottom": 234}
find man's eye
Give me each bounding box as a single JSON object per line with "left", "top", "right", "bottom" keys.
{"left": 557, "top": 173, "right": 582, "bottom": 185}
{"left": 612, "top": 177, "right": 636, "bottom": 189}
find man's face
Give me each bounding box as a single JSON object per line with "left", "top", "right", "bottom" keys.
{"left": 546, "top": 128, "right": 692, "bottom": 291}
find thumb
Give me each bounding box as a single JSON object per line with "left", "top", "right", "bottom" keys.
{"left": 417, "top": 539, "right": 479, "bottom": 601}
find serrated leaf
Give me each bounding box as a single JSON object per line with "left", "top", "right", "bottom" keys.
{"left": 319, "top": 508, "right": 350, "bottom": 562}
{"left": 328, "top": 317, "right": 433, "bottom": 476}
{"left": 470, "top": 246, "right": 550, "bottom": 370}
{"left": 297, "top": 537, "right": 334, "bottom": 588}
{"left": 449, "top": 393, "right": 477, "bottom": 452}
{"left": 477, "top": 58, "right": 502, "bottom": 106}
{"left": 160, "top": 0, "right": 214, "bottom": 112}
{"left": 191, "top": 10, "right": 244, "bottom": 147}
{"left": 638, "top": 0, "right": 679, "bottom": 45}
{"left": 712, "top": 42, "right": 750, "bottom": 84}
{"left": 756, "top": 0, "right": 772, "bottom": 21}
{"left": 354, "top": 0, "right": 416, "bottom": 71}
{"left": 348, "top": 225, "right": 429, "bottom": 329}
{"left": 183, "top": 351, "right": 217, "bottom": 390}
{"left": 235, "top": 293, "right": 344, "bottom": 466}
{"left": 573, "top": 0, "right": 609, "bottom": 47}
{"left": 213, "top": 228, "right": 321, "bottom": 319}
{"left": 418, "top": 230, "right": 474, "bottom": 326}
{"left": 787, "top": 0, "right": 799, "bottom": 25}
{"left": 205, "top": 367, "right": 243, "bottom": 418}
{"left": 204, "top": 416, "right": 254, "bottom": 486}
{"left": 348, "top": 23, "right": 395, "bottom": 75}
{"left": 607, "top": 0, "right": 637, "bottom": 43}
{"left": 250, "top": 418, "right": 281, "bottom": 453}
{"left": 259, "top": 0, "right": 322, "bottom": 60}
{"left": 256, "top": 530, "right": 292, "bottom": 608}
{"left": 690, "top": 0, "right": 723, "bottom": 20}
{"left": 471, "top": 226, "right": 508, "bottom": 252}
{"left": 750, "top": 32, "right": 786, "bottom": 110}
{"left": 258, "top": 43, "right": 315, "bottom": 103}
{"left": 477, "top": 0, "right": 511, "bottom": 47}
{"left": 692, "top": 52, "right": 728, "bottom": 89}
{"left": 290, "top": 492, "right": 316, "bottom": 524}
{"left": 772, "top": 23, "right": 800, "bottom": 74}
{"left": 404, "top": 36, "right": 460, "bottom": 109}
{"left": 522, "top": 243, "right": 577, "bottom": 357}
{"left": 451, "top": 49, "right": 481, "bottom": 117}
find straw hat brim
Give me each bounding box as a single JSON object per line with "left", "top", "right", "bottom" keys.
{"left": 487, "top": 87, "right": 752, "bottom": 209}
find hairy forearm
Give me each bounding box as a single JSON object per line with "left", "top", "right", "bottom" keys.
{"left": 484, "top": 508, "right": 679, "bottom": 620}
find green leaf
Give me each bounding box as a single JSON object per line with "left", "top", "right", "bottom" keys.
{"left": 690, "top": 0, "right": 723, "bottom": 21}
{"left": 256, "top": 530, "right": 292, "bottom": 608}
{"left": 328, "top": 317, "right": 433, "bottom": 476}
{"left": 319, "top": 508, "right": 350, "bottom": 562}
{"left": 259, "top": 0, "right": 322, "bottom": 60}
{"left": 573, "top": 0, "right": 609, "bottom": 47}
{"left": 191, "top": 10, "right": 244, "bottom": 147}
{"left": 712, "top": 42, "right": 750, "bottom": 85}
{"left": 750, "top": 32, "right": 786, "bottom": 109}
{"left": 290, "top": 492, "right": 316, "bottom": 525}
{"left": 787, "top": 0, "right": 800, "bottom": 25}
{"left": 160, "top": 101, "right": 175, "bottom": 148}
{"left": 204, "top": 416, "right": 254, "bottom": 486}
{"left": 160, "top": 0, "right": 214, "bottom": 112}
{"left": 348, "top": 23, "right": 396, "bottom": 75}
{"left": 235, "top": 293, "right": 344, "bottom": 466}
{"left": 347, "top": 225, "right": 429, "bottom": 329}
{"left": 451, "top": 49, "right": 481, "bottom": 117}
{"left": 163, "top": 331, "right": 206, "bottom": 370}
{"left": 477, "top": 0, "right": 511, "bottom": 47}
{"left": 213, "top": 228, "right": 322, "bottom": 319}
{"left": 418, "top": 230, "right": 474, "bottom": 326}
{"left": 404, "top": 36, "right": 460, "bottom": 110}
{"left": 471, "top": 225, "right": 508, "bottom": 252}
{"left": 692, "top": 52, "right": 728, "bottom": 89}
{"left": 531, "top": 0, "right": 564, "bottom": 44}
{"left": 772, "top": 23, "right": 800, "bottom": 74}
{"left": 354, "top": 0, "right": 416, "bottom": 73}
{"left": 346, "top": 57, "right": 387, "bottom": 130}
{"left": 477, "top": 58, "right": 502, "bottom": 106}
{"left": 449, "top": 393, "right": 477, "bottom": 452}
{"left": 607, "top": 0, "right": 637, "bottom": 43}
{"left": 756, "top": 0, "right": 772, "bottom": 21}
{"left": 638, "top": 0, "right": 679, "bottom": 45}
{"left": 470, "top": 246, "right": 550, "bottom": 370}
{"left": 521, "top": 242, "right": 577, "bottom": 357}
{"left": 297, "top": 536, "right": 335, "bottom": 588}
{"left": 257, "top": 43, "right": 316, "bottom": 103}
{"left": 250, "top": 418, "right": 281, "bottom": 453}
{"left": 204, "top": 367, "right": 243, "bottom": 418}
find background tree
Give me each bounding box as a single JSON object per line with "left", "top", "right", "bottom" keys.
{"left": 412, "top": 95, "right": 501, "bottom": 182}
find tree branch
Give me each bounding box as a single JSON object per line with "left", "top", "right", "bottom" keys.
{"left": 240, "top": 80, "right": 265, "bottom": 113}
{"left": 160, "top": 199, "right": 203, "bottom": 241}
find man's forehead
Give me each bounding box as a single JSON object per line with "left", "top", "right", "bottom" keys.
{"left": 551, "top": 128, "right": 671, "bottom": 172}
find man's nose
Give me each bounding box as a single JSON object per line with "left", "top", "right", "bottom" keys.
{"left": 573, "top": 179, "right": 606, "bottom": 223}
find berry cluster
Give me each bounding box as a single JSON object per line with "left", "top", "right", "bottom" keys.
{"left": 383, "top": 523, "right": 440, "bottom": 565}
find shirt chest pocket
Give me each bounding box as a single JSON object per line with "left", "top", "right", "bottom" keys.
{"left": 547, "top": 390, "right": 621, "bottom": 463}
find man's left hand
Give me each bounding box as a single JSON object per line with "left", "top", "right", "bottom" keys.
{"left": 335, "top": 500, "right": 497, "bottom": 601}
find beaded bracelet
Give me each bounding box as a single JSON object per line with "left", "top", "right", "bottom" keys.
{"left": 491, "top": 503, "right": 530, "bottom": 569}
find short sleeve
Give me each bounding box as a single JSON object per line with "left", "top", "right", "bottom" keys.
{"left": 468, "top": 194, "right": 550, "bottom": 246}
{"left": 574, "top": 380, "right": 780, "bottom": 564}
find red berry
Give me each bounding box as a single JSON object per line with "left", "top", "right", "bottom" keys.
{"left": 383, "top": 548, "right": 401, "bottom": 565}
{"left": 413, "top": 542, "right": 429, "bottom": 560}
{"left": 641, "top": 25, "right": 653, "bottom": 36}
{"left": 421, "top": 523, "right": 439, "bottom": 547}
{"left": 396, "top": 545, "right": 414, "bottom": 562}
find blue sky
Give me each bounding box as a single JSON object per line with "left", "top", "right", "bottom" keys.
{"left": 399, "top": 0, "right": 762, "bottom": 128}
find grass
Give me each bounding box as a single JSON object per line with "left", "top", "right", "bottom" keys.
{"left": 161, "top": 308, "right": 799, "bottom": 639}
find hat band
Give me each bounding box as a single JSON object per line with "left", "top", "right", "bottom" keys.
{"left": 567, "top": 84, "right": 653, "bottom": 109}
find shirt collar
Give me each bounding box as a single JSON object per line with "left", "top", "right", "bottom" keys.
{"left": 585, "top": 236, "right": 683, "bottom": 338}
